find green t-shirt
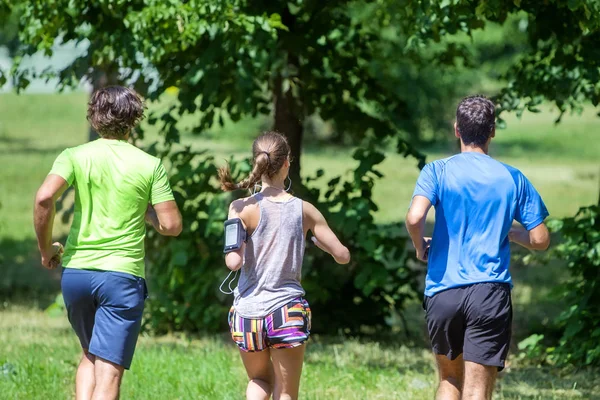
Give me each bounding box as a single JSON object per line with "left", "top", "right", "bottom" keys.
{"left": 49, "top": 138, "right": 175, "bottom": 278}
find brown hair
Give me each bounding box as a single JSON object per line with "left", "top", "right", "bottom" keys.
{"left": 87, "top": 86, "right": 145, "bottom": 139}
{"left": 219, "top": 131, "right": 291, "bottom": 191}
{"left": 456, "top": 95, "right": 495, "bottom": 147}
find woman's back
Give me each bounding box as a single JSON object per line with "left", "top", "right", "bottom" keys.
{"left": 233, "top": 192, "right": 305, "bottom": 318}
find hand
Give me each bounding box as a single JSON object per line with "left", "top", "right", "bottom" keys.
{"left": 416, "top": 237, "right": 432, "bottom": 262}
{"left": 41, "top": 242, "right": 64, "bottom": 269}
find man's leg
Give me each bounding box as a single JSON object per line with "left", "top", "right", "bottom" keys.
{"left": 87, "top": 272, "right": 145, "bottom": 400}
{"left": 463, "top": 361, "right": 497, "bottom": 400}
{"left": 76, "top": 350, "right": 96, "bottom": 400}
{"left": 424, "top": 289, "right": 467, "bottom": 400}
{"left": 462, "top": 283, "right": 512, "bottom": 400}
{"left": 62, "top": 269, "right": 97, "bottom": 400}
{"left": 434, "top": 354, "right": 464, "bottom": 400}
{"left": 92, "top": 357, "right": 125, "bottom": 400}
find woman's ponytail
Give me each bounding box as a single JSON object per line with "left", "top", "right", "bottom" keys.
{"left": 218, "top": 131, "right": 290, "bottom": 192}
{"left": 218, "top": 153, "right": 270, "bottom": 191}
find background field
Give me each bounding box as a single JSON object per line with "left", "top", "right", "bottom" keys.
{"left": 0, "top": 92, "right": 599, "bottom": 399}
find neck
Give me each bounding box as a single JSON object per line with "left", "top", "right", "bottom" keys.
{"left": 102, "top": 133, "right": 130, "bottom": 141}
{"left": 261, "top": 177, "right": 286, "bottom": 191}
{"left": 460, "top": 141, "right": 488, "bottom": 155}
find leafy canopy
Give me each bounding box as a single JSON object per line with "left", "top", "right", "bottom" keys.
{"left": 2, "top": 1, "right": 599, "bottom": 167}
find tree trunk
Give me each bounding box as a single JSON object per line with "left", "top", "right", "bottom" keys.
{"left": 597, "top": 167, "right": 600, "bottom": 206}
{"left": 273, "top": 75, "right": 303, "bottom": 192}
{"left": 88, "top": 67, "right": 119, "bottom": 141}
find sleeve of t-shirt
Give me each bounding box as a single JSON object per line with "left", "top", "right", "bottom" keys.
{"left": 515, "top": 173, "right": 549, "bottom": 231}
{"left": 150, "top": 160, "right": 175, "bottom": 205}
{"left": 411, "top": 162, "right": 439, "bottom": 206}
{"left": 48, "top": 149, "right": 75, "bottom": 186}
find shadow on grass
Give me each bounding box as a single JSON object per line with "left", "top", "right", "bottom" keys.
{"left": 0, "top": 133, "right": 67, "bottom": 154}
{"left": 499, "top": 366, "right": 600, "bottom": 399}
{"left": 0, "top": 237, "right": 61, "bottom": 308}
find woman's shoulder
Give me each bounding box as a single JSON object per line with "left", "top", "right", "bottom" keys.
{"left": 229, "top": 195, "right": 260, "bottom": 214}
{"left": 300, "top": 199, "right": 322, "bottom": 219}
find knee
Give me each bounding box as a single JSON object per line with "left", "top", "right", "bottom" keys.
{"left": 249, "top": 377, "right": 272, "bottom": 389}
{"left": 273, "top": 384, "right": 297, "bottom": 400}
{"left": 95, "top": 362, "right": 124, "bottom": 387}
{"left": 96, "top": 370, "right": 123, "bottom": 387}
{"left": 440, "top": 375, "right": 462, "bottom": 389}
{"left": 438, "top": 367, "right": 464, "bottom": 391}
{"left": 247, "top": 378, "right": 272, "bottom": 398}
{"left": 438, "top": 364, "right": 464, "bottom": 388}
{"left": 274, "top": 394, "right": 294, "bottom": 400}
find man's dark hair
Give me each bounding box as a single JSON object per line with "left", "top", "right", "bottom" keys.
{"left": 87, "top": 86, "right": 145, "bottom": 139}
{"left": 456, "top": 95, "right": 496, "bottom": 147}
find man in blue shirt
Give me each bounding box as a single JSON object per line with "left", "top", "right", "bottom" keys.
{"left": 406, "top": 95, "right": 550, "bottom": 400}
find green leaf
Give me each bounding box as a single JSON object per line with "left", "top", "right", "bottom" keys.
{"left": 268, "top": 13, "right": 289, "bottom": 31}
{"left": 287, "top": 2, "right": 301, "bottom": 15}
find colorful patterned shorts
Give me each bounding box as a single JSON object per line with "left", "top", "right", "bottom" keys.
{"left": 228, "top": 297, "right": 312, "bottom": 352}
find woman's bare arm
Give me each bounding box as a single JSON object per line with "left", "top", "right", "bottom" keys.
{"left": 304, "top": 201, "right": 350, "bottom": 264}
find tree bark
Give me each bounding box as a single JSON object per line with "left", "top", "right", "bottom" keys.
{"left": 88, "top": 67, "right": 119, "bottom": 141}
{"left": 597, "top": 167, "right": 600, "bottom": 206}
{"left": 273, "top": 74, "right": 303, "bottom": 191}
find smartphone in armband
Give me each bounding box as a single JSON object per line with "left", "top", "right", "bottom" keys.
{"left": 223, "top": 218, "right": 247, "bottom": 253}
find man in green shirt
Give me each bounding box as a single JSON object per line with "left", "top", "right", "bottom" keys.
{"left": 34, "top": 86, "right": 182, "bottom": 400}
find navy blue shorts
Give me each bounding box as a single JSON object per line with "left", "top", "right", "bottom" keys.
{"left": 61, "top": 268, "right": 147, "bottom": 369}
{"left": 424, "top": 282, "right": 512, "bottom": 370}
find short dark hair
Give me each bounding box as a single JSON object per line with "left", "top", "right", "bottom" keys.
{"left": 87, "top": 86, "right": 145, "bottom": 139}
{"left": 456, "top": 95, "right": 495, "bottom": 147}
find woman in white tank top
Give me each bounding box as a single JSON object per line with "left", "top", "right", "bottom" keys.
{"left": 219, "top": 132, "right": 350, "bottom": 400}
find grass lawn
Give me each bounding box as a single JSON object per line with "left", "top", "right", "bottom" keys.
{"left": 0, "top": 92, "right": 599, "bottom": 399}
{"left": 1, "top": 307, "right": 598, "bottom": 400}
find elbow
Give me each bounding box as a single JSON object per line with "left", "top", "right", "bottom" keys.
{"left": 336, "top": 247, "right": 351, "bottom": 265}
{"left": 225, "top": 253, "right": 243, "bottom": 271}
{"left": 164, "top": 221, "right": 183, "bottom": 237}
{"left": 531, "top": 236, "right": 550, "bottom": 251}
{"left": 173, "top": 222, "right": 183, "bottom": 236}
{"left": 405, "top": 211, "right": 423, "bottom": 229}
{"left": 170, "top": 223, "right": 183, "bottom": 237}
{"left": 226, "top": 262, "right": 242, "bottom": 272}
{"left": 35, "top": 189, "right": 54, "bottom": 207}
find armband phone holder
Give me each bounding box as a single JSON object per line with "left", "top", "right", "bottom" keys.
{"left": 223, "top": 218, "right": 247, "bottom": 253}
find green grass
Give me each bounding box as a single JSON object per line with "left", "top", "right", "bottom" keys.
{"left": 0, "top": 92, "right": 599, "bottom": 398}
{"left": 0, "top": 307, "right": 598, "bottom": 400}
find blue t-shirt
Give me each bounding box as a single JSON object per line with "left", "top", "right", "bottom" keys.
{"left": 412, "top": 152, "right": 548, "bottom": 296}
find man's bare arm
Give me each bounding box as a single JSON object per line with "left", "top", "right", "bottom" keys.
{"left": 34, "top": 174, "right": 69, "bottom": 269}
{"left": 405, "top": 195, "right": 433, "bottom": 262}
{"left": 146, "top": 201, "right": 182, "bottom": 237}
{"left": 509, "top": 223, "right": 550, "bottom": 250}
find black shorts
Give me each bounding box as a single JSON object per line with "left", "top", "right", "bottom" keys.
{"left": 424, "top": 282, "right": 512, "bottom": 370}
